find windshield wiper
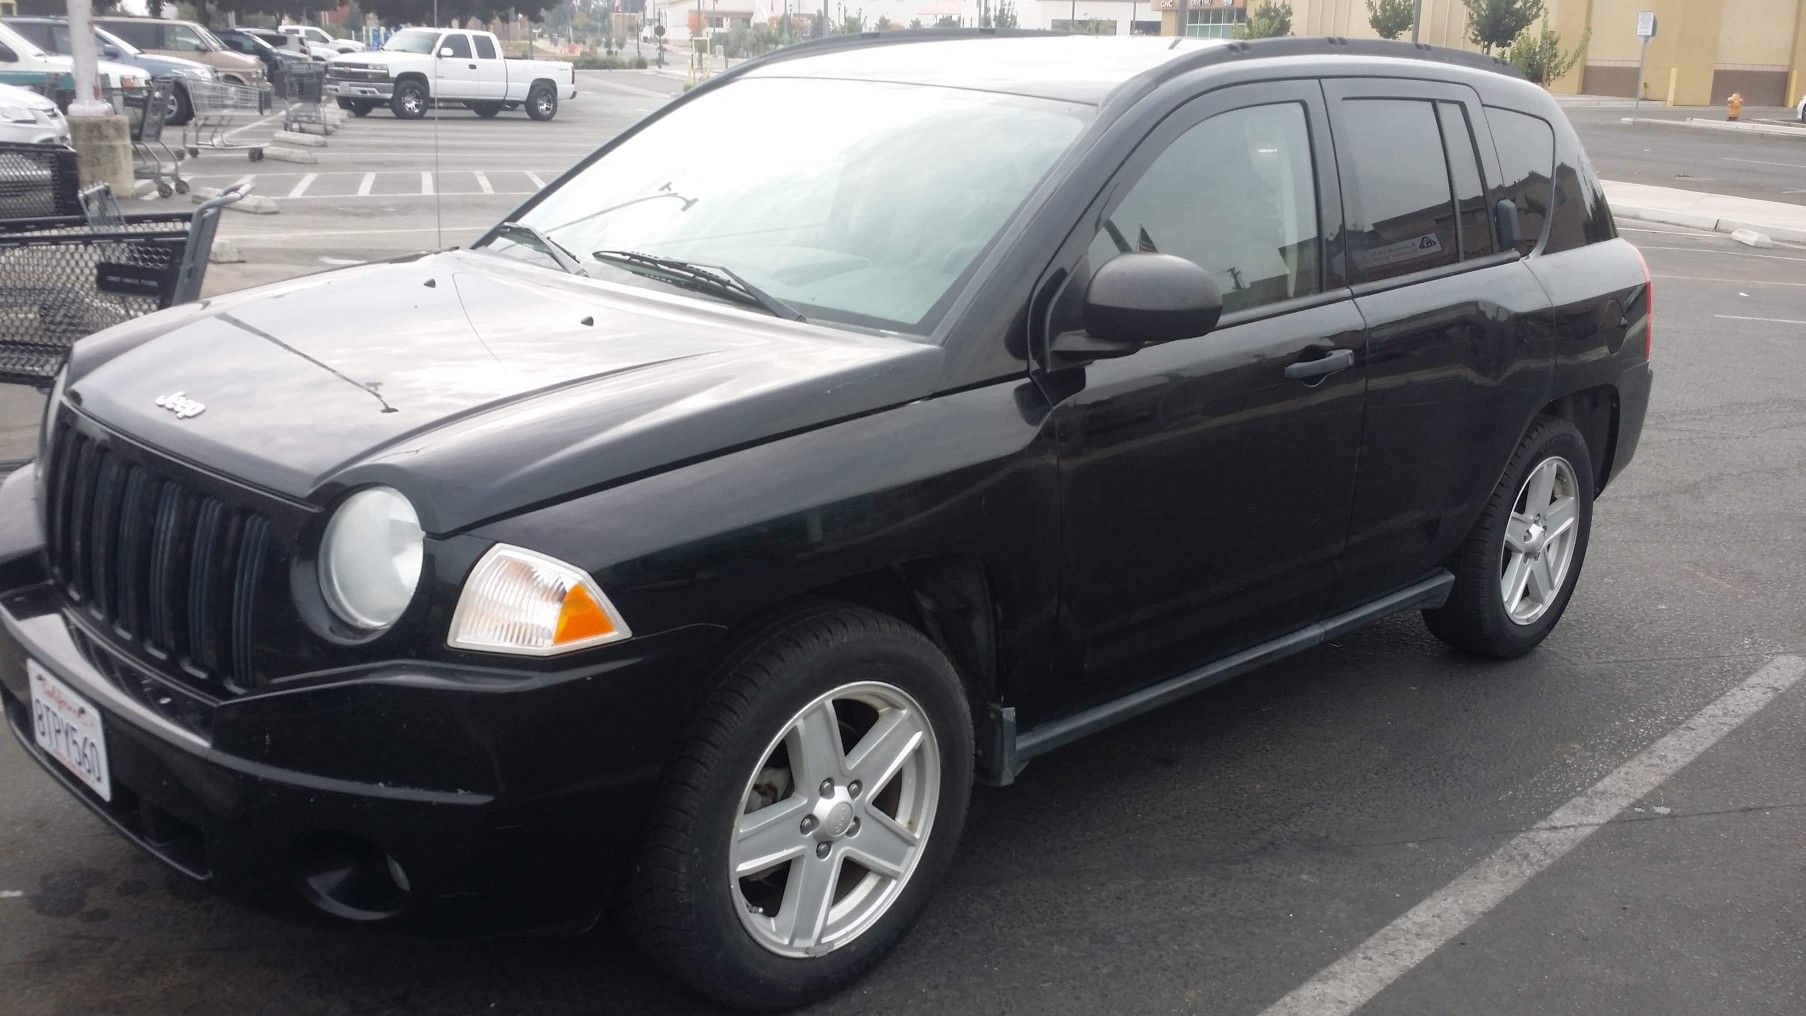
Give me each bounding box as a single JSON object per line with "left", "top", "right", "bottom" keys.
{"left": 591, "top": 249, "right": 805, "bottom": 322}
{"left": 490, "top": 221, "right": 588, "bottom": 277}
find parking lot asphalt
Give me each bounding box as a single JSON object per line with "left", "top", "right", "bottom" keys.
{"left": 1563, "top": 105, "right": 1806, "bottom": 206}
{"left": 2, "top": 84, "right": 1805, "bottom": 1015}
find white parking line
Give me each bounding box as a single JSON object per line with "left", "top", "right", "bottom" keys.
{"left": 473, "top": 170, "right": 494, "bottom": 195}
{"left": 1639, "top": 246, "right": 1806, "bottom": 262}
{"left": 286, "top": 173, "right": 318, "bottom": 199}
{"left": 1722, "top": 156, "right": 1806, "bottom": 169}
{"left": 420, "top": 171, "right": 434, "bottom": 196}
{"left": 1261, "top": 653, "right": 1806, "bottom": 1016}
{"left": 1714, "top": 314, "right": 1806, "bottom": 325}
{"left": 357, "top": 172, "right": 375, "bottom": 196}
{"left": 527, "top": 171, "right": 547, "bottom": 188}
{"left": 1654, "top": 275, "right": 1806, "bottom": 287}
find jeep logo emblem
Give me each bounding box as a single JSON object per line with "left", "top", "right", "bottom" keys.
{"left": 154, "top": 391, "right": 205, "bottom": 419}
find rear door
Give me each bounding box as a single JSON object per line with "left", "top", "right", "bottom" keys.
{"left": 469, "top": 33, "right": 507, "bottom": 100}
{"left": 1323, "top": 78, "right": 1555, "bottom": 609}
{"left": 1040, "top": 80, "right": 1367, "bottom": 710}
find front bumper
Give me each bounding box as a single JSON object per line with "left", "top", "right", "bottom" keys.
{"left": 326, "top": 79, "right": 394, "bottom": 101}
{"left": 0, "top": 465, "right": 723, "bottom": 934}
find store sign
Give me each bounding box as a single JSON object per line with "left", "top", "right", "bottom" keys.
{"left": 1151, "top": 0, "right": 1244, "bottom": 10}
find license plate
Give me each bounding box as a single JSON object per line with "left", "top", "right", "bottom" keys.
{"left": 29, "top": 661, "right": 111, "bottom": 802}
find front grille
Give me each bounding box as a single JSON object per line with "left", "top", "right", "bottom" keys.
{"left": 44, "top": 417, "right": 288, "bottom": 697}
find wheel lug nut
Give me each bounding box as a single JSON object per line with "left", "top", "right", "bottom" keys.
{"left": 819, "top": 778, "right": 834, "bottom": 797}
{"left": 799, "top": 815, "right": 817, "bottom": 834}
{"left": 815, "top": 841, "right": 831, "bottom": 858}
{"left": 847, "top": 818, "right": 861, "bottom": 836}
{"left": 848, "top": 780, "right": 862, "bottom": 798}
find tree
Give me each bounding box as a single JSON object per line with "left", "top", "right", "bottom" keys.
{"left": 1507, "top": 19, "right": 1588, "bottom": 85}
{"left": 988, "top": 0, "right": 1018, "bottom": 28}
{"left": 1234, "top": 2, "right": 1292, "bottom": 39}
{"left": 1460, "top": 0, "right": 1545, "bottom": 54}
{"left": 1365, "top": 0, "right": 1415, "bottom": 40}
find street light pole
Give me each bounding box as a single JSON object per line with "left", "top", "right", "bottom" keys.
{"left": 63, "top": 0, "right": 109, "bottom": 118}
{"left": 1411, "top": 0, "right": 1423, "bottom": 43}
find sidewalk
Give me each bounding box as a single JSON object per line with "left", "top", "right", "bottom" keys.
{"left": 1602, "top": 180, "right": 1806, "bottom": 244}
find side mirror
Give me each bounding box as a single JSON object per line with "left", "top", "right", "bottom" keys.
{"left": 439, "top": 47, "right": 455, "bottom": 57}
{"left": 1051, "top": 252, "right": 1223, "bottom": 364}
{"left": 101, "top": 44, "right": 122, "bottom": 59}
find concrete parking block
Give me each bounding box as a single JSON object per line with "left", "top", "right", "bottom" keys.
{"left": 209, "top": 238, "right": 245, "bottom": 263}
{"left": 260, "top": 145, "right": 318, "bottom": 165}
{"left": 191, "top": 186, "right": 280, "bottom": 215}
{"left": 273, "top": 130, "right": 329, "bottom": 147}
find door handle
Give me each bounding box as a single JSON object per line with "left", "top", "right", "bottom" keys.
{"left": 468, "top": 63, "right": 477, "bottom": 69}
{"left": 1283, "top": 347, "right": 1355, "bottom": 381}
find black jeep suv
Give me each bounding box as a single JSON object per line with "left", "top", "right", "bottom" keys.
{"left": 0, "top": 31, "right": 1651, "bottom": 1010}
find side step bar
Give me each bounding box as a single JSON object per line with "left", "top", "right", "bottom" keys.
{"left": 977, "top": 571, "right": 1455, "bottom": 786}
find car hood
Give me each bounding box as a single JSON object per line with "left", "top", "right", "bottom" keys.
{"left": 135, "top": 53, "right": 212, "bottom": 76}
{"left": 65, "top": 250, "right": 946, "bottom": 534}
{"left": 0, "top": 82, "right": 57, "bottom": 113}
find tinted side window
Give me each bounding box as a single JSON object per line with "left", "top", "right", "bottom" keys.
{"left": 102, "top": 21, "right": 156, "bottom": 49}
{"left": 441, "top": 33, "right": 472, "bottom": 59}
{"left": 1484, "top": 107, "right": 1554, "bottom": 256}
{"left": 1339, "top": 99, "right": 1458, "bottom": 282}
{"left": 473, "top": 34, "right": 497, "bottom": 59}
{"left": 1089, "top": 102, "right": 1321, "bottom": 316}
{"left": 10, "top": 22, "right": 54, "bottom": 51}
{"left": 1437, "top": 102, "right": 1494, "bottom": 260}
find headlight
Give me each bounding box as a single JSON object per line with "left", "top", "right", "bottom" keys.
{"left": 319, "top": 487, "right": 423, "bottom": 630}
{"left": 447, "top": 544, "right": 630, "bottom": 656}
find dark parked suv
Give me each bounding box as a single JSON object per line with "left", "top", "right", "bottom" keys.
{"left": 0, "top": 31, "right": 1651, "bottom": 1010}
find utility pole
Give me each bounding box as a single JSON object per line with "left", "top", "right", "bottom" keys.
{"left": 62, "top": 0, "right": 133, "bottom": 193}
{"left": 1410, "top": 0, "right": 1423, "bottom": 43}
{"left": 1175, "top": 0, "right": 1187, "bottom": 39}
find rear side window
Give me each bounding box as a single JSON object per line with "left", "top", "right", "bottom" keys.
{"left": 1437, "top": 102, "right": 1494, "bottom": 260}
{"left": 1484, "top": 107, "right": 1555, "bottom": 256}
{"left": 473, "top": 35, "right": 497, "bottom": 59}
{"left": 103, "top": 21, "right": 156, "bottom": 49}
{"left": 1338, "top": 99, "right": 1458, "bottom": 282}
{"left": 441, "top": 33, "right": 472, "bottom": 59}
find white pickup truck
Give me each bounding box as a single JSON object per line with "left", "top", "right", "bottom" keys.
{"left": 325, "top": 28, "right": 576, "bottom": 121}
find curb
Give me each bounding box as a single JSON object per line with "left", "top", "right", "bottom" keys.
{"left": 1619, "top": 116, "right": 1806, "bottom": 140}
{"left": 1612, "top": 203, "right": 1806, "bottom": 244}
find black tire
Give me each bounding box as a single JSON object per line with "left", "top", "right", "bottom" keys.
{"left": 470, "top": 101, "right": 502, "bottom": 118}
{"left": 347, "top": 101, "right": 374, "bottom": 117}
{"left": 168, "top": 83, "right": 192, "bottom": 127}
{"left": 390, "top": 80, "right": 427, "bottom": 120}
{"left": 624, "top": 604, "right": 974, "bottom": 1011}
{"left": 1423, "top": 416, "right": 1595, "bottom": 659}
{"left": 526, "top": 83, "right": 557, "bottom": 121}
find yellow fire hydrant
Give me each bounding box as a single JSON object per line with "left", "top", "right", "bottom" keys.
{"left": 1727, "top": 93, "right": 1744, "bottom": 120}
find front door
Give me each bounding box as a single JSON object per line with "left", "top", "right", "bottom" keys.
{"left": 1041, "top": 81, "right": 1366, "bottom": 712}
{"left": 432, "top": 32, "right": 483, "bottom": 99}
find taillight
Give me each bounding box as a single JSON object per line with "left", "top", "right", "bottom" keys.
{"left": 1630, "top": 243, "right": 1653, "bottom": 360}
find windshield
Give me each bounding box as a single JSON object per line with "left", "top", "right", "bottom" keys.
{"left": 195, "top": 25, "right": 227, "bottom": 50}
{"left": 383, "top": 29, "right": 440, "bottom": 54}
{"left": 491, "top": 77, "right": 1088, "bottom": 333}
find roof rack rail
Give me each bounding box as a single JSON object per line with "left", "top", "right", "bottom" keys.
{"left": 1195, "top": 35, "right": 1523, "bottom": 78}
{"left": 716, "top": 27, "right": 1065, "bottom": 75}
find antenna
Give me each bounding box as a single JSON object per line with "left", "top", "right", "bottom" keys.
{"left": 432, "top": 0, "right": 443, "bottom": 248}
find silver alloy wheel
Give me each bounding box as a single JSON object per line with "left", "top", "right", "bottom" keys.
{"left": 730, "top": 681, "right": 940, "bottom": 958}
{"left": 534, "top": 93, "right": 553, "bottom": 116}
{"left": 1500, "top": 455, "right": 1580, "bottom": 625}
{"left": 401, "top": 89, "right": 423, "bottom": 116}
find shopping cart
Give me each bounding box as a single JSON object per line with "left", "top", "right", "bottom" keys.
{"left": 0, "top": 183, "right": 248, "bottom": 386}
{"left": 105, "top": 80, "right": 188, "bottom": 197}
{"left": 0, "top": 142, "right": 82, "bottom": 221}
{"left": 181, "top": 79, "right": 268, "bottom": 161}
{"left": 274, "top": 62, "right": 332, "bottom": 135}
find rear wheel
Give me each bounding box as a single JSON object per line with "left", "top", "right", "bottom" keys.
{"left": 390, "top": 80, "right": 427, "bottom": 120}
{"left": 342, "top": 100, "right": 374, "bottom": 117}
{"left": 470, "top": 101, "right": 502, "bottom": 118}
{"left": 625, "top": 604, "right": 973, "bottom": 1010}
{"left": 526, "top": 83, "right": 557, "bottom": 121}
{"left": 1423, "top": 416, "right": 1595, "bottom": 658}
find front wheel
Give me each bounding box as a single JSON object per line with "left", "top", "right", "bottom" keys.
{"left": 526, "top": 83, "right": 557, "bottom": 121}
{"left": 390, "top": 80, "right": 427, "bottom": 120}
{"left": 625, "top": 604, "right": 973, "bottom": 1010}
{"left": 1424, "top": 416, "right": 1595, "bottom": 658}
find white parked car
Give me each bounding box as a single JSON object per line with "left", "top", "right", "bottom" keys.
{"left": 0, "top": 80, "right": 69, "bottom": 146}
{"left": 0, "top": 21, "right": 148, "bottom": 94}
{"left": 1796, "top": 91, "right": 1805, "bottom": 122}
{"left": 281, "top": 24, "right": 364, "bottom": 55}
{"left": 326, "top": 28, "right": 576, "bottom": 121}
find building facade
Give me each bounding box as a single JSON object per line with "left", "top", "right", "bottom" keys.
{"left": 1152, "top": 0, "right": 1806, "bottom": 107}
